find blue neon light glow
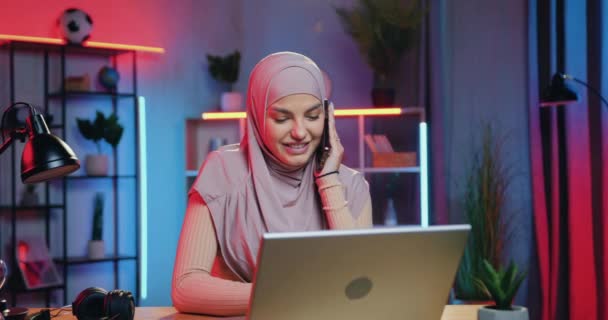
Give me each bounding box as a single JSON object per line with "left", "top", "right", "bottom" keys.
{"left": 138, "top": 96, "right": 148, "bottom": 299}
{"left": 419, "top": 122, "right": 429, "bottom": 227}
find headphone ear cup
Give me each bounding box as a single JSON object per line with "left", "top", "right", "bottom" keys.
{"left": 72, "top": 287, "right": 108, "bottom": 320}
{"left": 104, "top": 290, "right": 135, "bottom": 320}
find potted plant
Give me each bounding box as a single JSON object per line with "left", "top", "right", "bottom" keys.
{"left": 206, "top": 50, "right": 242, "bottom": 111}
{"left": 76, "top": 111, "right": 124, "bottom": 176}
{"left": 335, "top": 0, "right": 424, "bottom": 106}
{"left": 88, "top": 193, "right": 105, "bottom": 259}
{"left": 454, "top": 125, "right": 510, "bottom": 303}
{"left": 476, "top": 259, "right": 529, "bottom": 320}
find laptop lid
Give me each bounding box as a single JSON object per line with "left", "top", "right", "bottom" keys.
{"left": 247, "top": 225, "right": 470, "bottom": 320}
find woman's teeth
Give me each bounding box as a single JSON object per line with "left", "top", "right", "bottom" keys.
{"left": 284, "top": 142, "right": 309, "bottom": 154}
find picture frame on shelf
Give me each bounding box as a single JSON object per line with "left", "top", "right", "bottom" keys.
{"left": 15, "top": 237, "right": 62, "bottom": 290}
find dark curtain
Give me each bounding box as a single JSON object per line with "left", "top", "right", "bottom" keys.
{"left": 530, "top": 0, "right": 608, "bottom": 319}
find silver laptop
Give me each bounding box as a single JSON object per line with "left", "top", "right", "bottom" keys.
{"left": 247, "top": 225, "right": 470, "bottom": 320}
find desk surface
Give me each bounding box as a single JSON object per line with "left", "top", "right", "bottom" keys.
{"left": 30, "top": 305, "right": 481, "bottom": 320}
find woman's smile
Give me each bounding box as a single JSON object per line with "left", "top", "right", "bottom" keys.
{"left": 283, "top": 142, "right": 310, "bottom": 155}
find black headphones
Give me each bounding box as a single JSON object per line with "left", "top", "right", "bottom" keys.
{"left": 71, "top": 287, "right": 135, "bottom": 320}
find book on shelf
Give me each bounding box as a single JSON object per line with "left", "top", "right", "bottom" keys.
{"left": 364, "top": 134, "right": 417, "bottom": 168}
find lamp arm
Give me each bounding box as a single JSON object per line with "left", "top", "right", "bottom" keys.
{"left": 566, "top": 75, "right": 608, "bottom": 110}
{"left": 0, "top": 135, "right": 13, "bottom": 155}
{"left": 1, "top": 102, "right": 35, "bottom": 147}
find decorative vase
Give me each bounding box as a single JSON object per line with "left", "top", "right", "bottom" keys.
{"left": 384, "top": 198, "right": 398, "bottom": 226}
{"left": 87, "top": 240, "right": 105, "bottom": 259}
{"left": 85, "top": 154, "right": 108, "bottom": 176}
{"left": 478, "top": 306, "right": 529, "bottom": 320}
{"left": 221, "top": 92, "right": 243, "bottom": 112}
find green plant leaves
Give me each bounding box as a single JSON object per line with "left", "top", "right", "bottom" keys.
{"left": 476, "top": 259, "right": 527, "bottom": 310}
{"left": 207, "top": 50, "right": 241, "bottom": 90}
{"left": 77, "top": 111, "right": 104, "bottom": 142}
{"left": 454, "top": 125, "right": 510, "bottom": 300}
{"left": 76, "top": 111, "right": 124, "bottom": 153}
{"left": 335, "top": 0, "right": 424, "bottom": 84}
{"left": 104, "top": 113, "right": 124, "bottom": 148}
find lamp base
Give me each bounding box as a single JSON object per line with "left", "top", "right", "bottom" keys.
{"left": 2, "top": 307, "right": 28, "bottom": 320}
{"left": 1, "top": 299, "right": 27, "bottom": 320}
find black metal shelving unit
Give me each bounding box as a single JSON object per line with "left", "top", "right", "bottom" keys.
{"left": 0, "top": 40, "right": 140, "bottom": 307}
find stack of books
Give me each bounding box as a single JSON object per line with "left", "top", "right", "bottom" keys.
{"left": 364, "top": 134, "right": 417, "bottom": 168}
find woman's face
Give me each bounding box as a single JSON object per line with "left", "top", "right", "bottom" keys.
{"left": 264, "top": 93, "right": 324, "bottom": 169}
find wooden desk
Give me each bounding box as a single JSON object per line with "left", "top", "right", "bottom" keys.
{"left": 31, "top": 305, "right": 481, "bottom": 319}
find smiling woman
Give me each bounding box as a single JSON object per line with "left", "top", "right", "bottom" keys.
{"left": 265, "top": 94, "right": 324, "bottom": 169}
{"left": 171, "top": 51, "right": 372, "bottom": 316}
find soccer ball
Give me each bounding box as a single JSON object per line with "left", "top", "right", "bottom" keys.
{"left": 58, "top": 8, "right": 93, "bottom": 44}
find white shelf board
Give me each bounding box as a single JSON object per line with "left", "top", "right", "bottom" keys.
{"left": 358, "top": 167, "right": 420, "bottom": 173}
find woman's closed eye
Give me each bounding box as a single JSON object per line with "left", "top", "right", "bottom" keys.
{"left": 268, "top": 111, "right": 290, "bottom": 123}
{"left": 305, "top": 110, "right": 322, "bottom": 121}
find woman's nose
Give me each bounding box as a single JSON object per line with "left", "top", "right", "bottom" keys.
{"left": 290, "top": 120, "right": 307, "bottom": 140}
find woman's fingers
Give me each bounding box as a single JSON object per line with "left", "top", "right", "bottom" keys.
{"left": 328, "top": 102, "right": 338, "bottom": 144}
{"left": 316, "top": 101, "right": 344, "bottom": 176}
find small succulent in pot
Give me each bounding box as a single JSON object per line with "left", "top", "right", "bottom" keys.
{"left": 88, "top": 193, "right": 105, "bottom": 259}
{"left": 476, "top": 259, "right": 529, "bottom": 320}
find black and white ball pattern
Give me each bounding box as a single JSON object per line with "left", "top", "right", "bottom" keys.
{"left": 58, "top": 8, "right": 93, "bottom": 44}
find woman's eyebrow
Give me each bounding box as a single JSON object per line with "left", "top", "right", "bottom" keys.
{"left": 269, "top": 102, "right": 322, "bottom": 114}
{"left": 269, "top": 106, "right": 292, "bottom": 115}
{"left": 305, "top": 103, "right": 323, "bottom": 113}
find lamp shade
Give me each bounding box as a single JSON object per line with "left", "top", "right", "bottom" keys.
{"left": 20, "top": 114, "right": 79, "bottom": 183}
{"left": 21, "top": 133, "right": 80, "bottom": 183}
{"left": 21, "top": 134, "right": 80, "bottom": 183}
{"left": 541, "top": 73, "right": 578, "bottom": 106}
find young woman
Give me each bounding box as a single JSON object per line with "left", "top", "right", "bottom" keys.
{"left": 172, "top": 52, "right": 372, "bottom": 316}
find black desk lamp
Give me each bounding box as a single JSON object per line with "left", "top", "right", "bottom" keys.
{"left": 1, "top": 102, "right": 80, "bottom": 183}
{"left": 0, "top": 102, "right": 80, "bottom": 319}
{"left": 541, "top": 72, "right": 608, "bottom": 109}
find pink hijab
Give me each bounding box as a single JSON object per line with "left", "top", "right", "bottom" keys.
{"left": 191, "top": 52, "right": 367, "bottom": 281}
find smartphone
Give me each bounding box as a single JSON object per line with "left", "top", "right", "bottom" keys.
{"left": 316, "top": 99, "right": 331, "bottom": 170}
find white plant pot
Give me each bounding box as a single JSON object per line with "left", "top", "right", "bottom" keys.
{"left": 478, "top": 306, "right": 529, "bottom": 320}
{"left": 88, "top": 240, "right": 105, "bottom": 259}
{"left": 221, "top": 91, "right": 243, "bottom": 112}
{"left": 85, "top": 154, "right": 108, "bottom": 176}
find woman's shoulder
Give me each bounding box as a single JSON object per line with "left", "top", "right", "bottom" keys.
{"left": 192, "top": 144, "right": 249, "bottom": 199}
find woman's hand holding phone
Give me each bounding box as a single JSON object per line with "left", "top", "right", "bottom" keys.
{"left": 315, "top": 100, "right": 344, "bottom": 177}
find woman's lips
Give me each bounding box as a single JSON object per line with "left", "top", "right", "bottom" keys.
{"left": 283, "top": 142, "right": 310, "bottom": 155}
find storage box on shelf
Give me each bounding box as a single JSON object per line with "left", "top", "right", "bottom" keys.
{"left": 0, "top": 38, "right": 156, "bottom": 307}
{"left": 184, "top": 107, "right": 428, "bottom": 226}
